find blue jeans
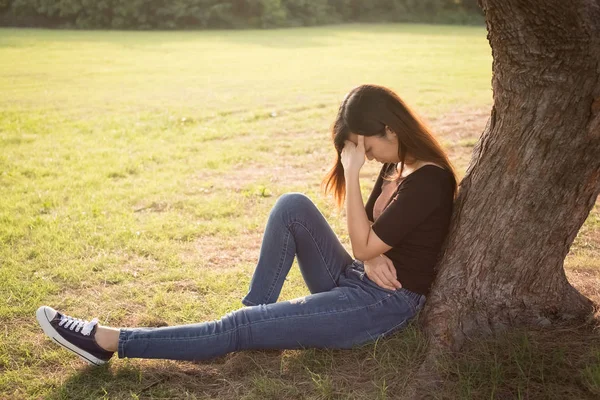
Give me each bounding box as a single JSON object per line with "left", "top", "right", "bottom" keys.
{"left": 118, "top": 193, "right": 426, "bottom": 361}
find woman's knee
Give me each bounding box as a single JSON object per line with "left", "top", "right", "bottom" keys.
{"left": 272, "top": 192, "right": 318, "bottom": 220}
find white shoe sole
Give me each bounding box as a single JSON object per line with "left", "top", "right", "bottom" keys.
{"left": 36, "top": 306, "right": 107, "bottom": 366}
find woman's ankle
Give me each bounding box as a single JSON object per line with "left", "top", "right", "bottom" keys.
{"left": 95, "top": 325, "right": 120, "bottom": 352}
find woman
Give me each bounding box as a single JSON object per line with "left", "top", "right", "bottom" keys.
{"left": 35, "top": 84, "right": 458, "bottom": 366}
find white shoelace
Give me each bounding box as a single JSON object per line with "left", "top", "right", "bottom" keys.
{"left": 58, "top": 314, "right": 99, "bottom": 336}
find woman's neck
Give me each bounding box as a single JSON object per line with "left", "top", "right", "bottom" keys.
{"left": 396, "top": 159, "right": 419, "bottom": 175}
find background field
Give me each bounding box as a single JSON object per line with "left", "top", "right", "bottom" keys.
{"left": 1, "top": 24, "right": 598, "bottom": 399}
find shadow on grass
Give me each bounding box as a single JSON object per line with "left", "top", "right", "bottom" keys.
{"left": 47, "top": 324, "right": 428, "bottom": 400}
{"left": 46, "top": 322, "right": 600, "bottom": 400}
{"left": 434, "top": 324, "right": 600, "bottom": 400}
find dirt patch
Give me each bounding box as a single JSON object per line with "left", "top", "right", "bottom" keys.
{"left": 424, "top": 106, "right": 492, "bottom": 171}
{"left": 180, "top": 231, "right": 264, "bottom": 269}
{"left": 566, "top": 267, "right": 600, "bottom": 308}
{"left": 193, "top": 163, "right": 328, "bottom": 192}
{"left": 190, "top": 106, "right": 493, "bottom": 197}
{"left": 425, "top": 106, "right": 491, "bottom": 141}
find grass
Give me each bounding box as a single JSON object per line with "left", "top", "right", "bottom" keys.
{"left": 0, "top": 23, "right": 598, "bottom": 399}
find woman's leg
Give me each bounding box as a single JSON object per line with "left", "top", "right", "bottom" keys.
{"left": 242, "top": 192, "right": 353, "bottom": 306}
{"left": 118, "top": 272, "right": 425, "bottom": 361}
{"left": 36, "top": 192, "right": 426, "bottom": 365}
{"left": 37, "top": 277, "right": 425, "bottom": 364}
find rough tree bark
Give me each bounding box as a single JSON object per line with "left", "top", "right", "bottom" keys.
{"left": 420, "top": 0, "right": 600, "bottom": 355}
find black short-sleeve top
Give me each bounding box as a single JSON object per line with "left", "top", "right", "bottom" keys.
{"left": 364, "top": 163, "right": 456, "bottom": 295}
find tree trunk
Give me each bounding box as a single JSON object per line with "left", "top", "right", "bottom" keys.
{"left": 420, "top": 0, "right": 600, "bottom": 353}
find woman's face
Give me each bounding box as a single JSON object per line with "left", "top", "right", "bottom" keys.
{"left": 347, "top": 127, "right": 400, "bottom": 164}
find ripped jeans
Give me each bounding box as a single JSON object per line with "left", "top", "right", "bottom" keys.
{"left": 118, "top": 193, "right": 426, "bottom": 361}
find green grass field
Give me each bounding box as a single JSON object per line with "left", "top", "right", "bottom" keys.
{"left": 1, "top": 24, "right": 598, "bottom": 399}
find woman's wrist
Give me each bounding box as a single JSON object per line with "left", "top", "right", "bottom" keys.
{"left": 344, "top": 169, "right": 360, "bottom": 182}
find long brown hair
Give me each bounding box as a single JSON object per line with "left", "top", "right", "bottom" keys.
{"left": 321, "top": 84, "right": 459, "bottom": 210}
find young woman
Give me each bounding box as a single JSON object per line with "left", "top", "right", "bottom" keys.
{"left": 36, "top": 84, "right": 458, "bottom": 366}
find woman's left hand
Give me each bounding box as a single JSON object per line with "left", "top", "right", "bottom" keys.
{"left": 341, "top": 135, "right": 366, "bottom": 176}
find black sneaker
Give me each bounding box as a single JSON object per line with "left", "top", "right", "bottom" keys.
{"left": 36, "top": 306, "right": 114, "bottom": 366}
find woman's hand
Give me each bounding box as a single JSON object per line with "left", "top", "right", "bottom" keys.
{"left": 364, "top": 254, "right": 402, "bottom": 291}
{"left": 341, "top": 135, "right": 366, "bottom": 176}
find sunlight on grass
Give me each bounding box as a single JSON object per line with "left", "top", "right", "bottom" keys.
{"left": 1, "top": 24, "right": 598, "bottom": 399}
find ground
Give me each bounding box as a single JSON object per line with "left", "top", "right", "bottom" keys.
{"left": 0, "top": 24, "right": 598, "bottom": 399}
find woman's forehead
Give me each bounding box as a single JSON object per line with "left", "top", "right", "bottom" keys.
{"left": 348, "top": 132, "right": 362, "bottom": 145}
{"left": 347, "top": 132, "right": 372, "bottom": 146}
